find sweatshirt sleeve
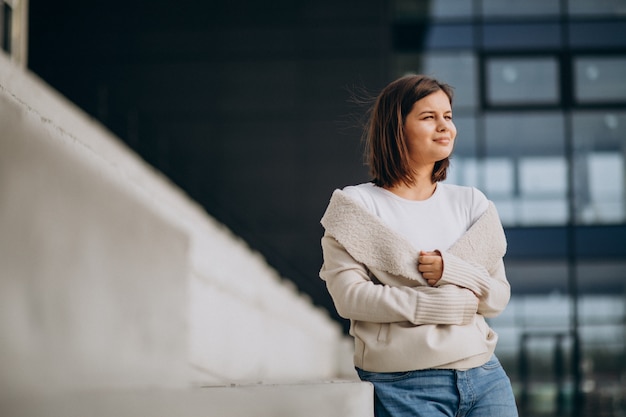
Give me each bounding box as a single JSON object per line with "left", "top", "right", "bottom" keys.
{"left": 320, "top": 234, "right": 478, "bottom": 325}
{"left": 437, "top": 252, "right": 510, "bottom": 318}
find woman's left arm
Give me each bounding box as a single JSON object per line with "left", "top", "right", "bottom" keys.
{"left": 436, "top": 253, "right": 510, "bottom": 318}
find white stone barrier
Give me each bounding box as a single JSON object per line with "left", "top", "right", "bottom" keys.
{"left": 0, "top": 52, "right": 352, "bottom": 403}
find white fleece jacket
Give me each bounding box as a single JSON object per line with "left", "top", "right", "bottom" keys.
{"left": 319, "top": 189, "right": 511, "bottom": 372}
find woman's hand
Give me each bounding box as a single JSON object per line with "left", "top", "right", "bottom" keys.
{"left": 418, "top": 250, "right": 443, "bottom": 286}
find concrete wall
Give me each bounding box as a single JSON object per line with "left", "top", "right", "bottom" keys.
{"left": 0, "top": 52, "right": 352, "bottom": 401}
{"left": 2, "top": 381, "right": 373, "bottom": 417}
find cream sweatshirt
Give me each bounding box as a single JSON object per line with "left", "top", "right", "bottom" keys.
{"left": 319, "top": 184, "right": 511, "bottom": 372}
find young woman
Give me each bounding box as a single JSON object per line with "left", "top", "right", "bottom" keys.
{"left": 319, "top": 74, "right": 518, "bottom": 417}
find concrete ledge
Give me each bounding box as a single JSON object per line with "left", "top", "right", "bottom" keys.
{"left": 1, "top": 381, "right": 374, "bottom": 417}
{"left": 0, "top": 50, "right": 353, "bottom": 390}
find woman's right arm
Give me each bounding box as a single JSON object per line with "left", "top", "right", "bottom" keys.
{"left": 320, "top": 234, "right": 478, "bottom": 325}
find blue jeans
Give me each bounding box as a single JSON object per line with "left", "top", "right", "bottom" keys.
{"left": 356, "top": 356, "right": 518, "bottom": 417}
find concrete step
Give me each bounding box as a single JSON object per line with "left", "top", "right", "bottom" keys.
{"left": 1, "top": 380, "right": 374, "bottom": 417}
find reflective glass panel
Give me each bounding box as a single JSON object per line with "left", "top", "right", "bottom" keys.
{"left": 481, "top": 0, "right": 560, "bottom": 17}
{"left": 569, "top": 0, "right": 626, "bottom": 16}
{"left": 448, "top": 117, "right": 479, "bottom": 188}
{"left": 485, "top": 157, "right": 515, "bottom": 196}
{"left": 451, "top": 116, "right": 477, "bottom": 157}
{"left": 425, "top": 23, "right": 475, "bottom": 49}
{"left": 484, "top": 112, "right": 567, "bottom": 226}
{"left": 422, "top": 53, "right": 477, "bottom": 108}
{"left": 572, "top": 111, "right": 626, "bottom": 224}
{"left": 486, "top": 57, "right": 560, "bottom": 106}
{"left": 393, "top": 52, "right": 478, "bottom": 108}
{"left": 482, "top": 23, "right": 561, "bottom": 50}
{"left": 569, "top": 22, "right": 626, "bottom": 49}
{"left": 574, "top": 57, "right": 626, "bottom": 103}
{"left": 393, "top": 0, "right": 474, "bottom": 19}
{"left": 448, "top": 156, "right": 480, "bottom": 188}
{"left": 519, "top": 157, "right": 567, "bottom": 197}
{"left": 485, "top": 112, "right": 565, "bottom": 157}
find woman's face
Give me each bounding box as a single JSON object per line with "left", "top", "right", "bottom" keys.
{"left": 403, "top": 89, "right": 456, "bottom": 167}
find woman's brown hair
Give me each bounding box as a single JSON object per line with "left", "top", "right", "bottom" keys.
{"left": 364, "top": 74, "right": 454, "bottom": 188}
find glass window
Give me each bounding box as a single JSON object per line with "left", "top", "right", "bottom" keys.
{"left": 569, "top": 0, "right": 626, "bottom": 16}
{"left": 448, "top": 157, "right": 479, "bottom": 188}
{"left": 481, "top": 0, "right": 560, "bottom": 17}
{"left": 482, "top": 23, "right": 562, "bottom": 50}
{"left": 484, "top": 112, "right": 567, "bottom": 226}
{"left": 518, "top": 157, "right": 568, "bottom": 225}
{"left": 574, "top": 57, "right": 626, "bottom": 103}
{"left": 423, "top": 53, "right": 478, "bottom": 108}
{"left": 492, "top": 198, "right": 516, "bottom": 225}
{"left": 452, "top": 116, "right": 477, "bottom": 156}
{"left": 484, "top": 157, "right": 515, "bottom": 197}
{"left": 393, "top": 0, "right": 474, "bottom": 19}
{"left": 519, "top": 157, "right": 567, "bottom": 198}
{"left": 393, "top": 52, "right": 478, "bottom": 108}
{"left": 572, "top": 111, "right": 626, "bottom": 224}
{"left": 447, "top": 117, "right": 479, "bottom": 189}
{"left": 484, "top": 158, "right": 517, "bottom": 226}
{"left": 572, "top": 111, "right": 626, "bottom": 150}
{"left": 485, "top": 112, "right": 565, "bottom": 156}
{"left": 519, "top": 197, "right": 569, "bottom": 225}
{"left": 425, "top": 23, "right": 475, "bottom": 49}
{"left": 569, "top": 22, "right": 626, "bottom": 48}
{"left": 586, "top": 153, "right": 624, "bottom": 222}
{"left": 486, "top": 57, "right": 560, "bottom": 106}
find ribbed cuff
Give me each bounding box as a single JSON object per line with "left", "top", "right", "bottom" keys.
{"left": 438, "top": 251, "right": 491, "bottom": 297}
{"left": 413, "top": 285, "right": 478, "bottom": 325}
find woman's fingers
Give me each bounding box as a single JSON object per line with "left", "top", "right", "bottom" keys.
{"left": 418, "top": 251, "right": 443, "bottom": 284}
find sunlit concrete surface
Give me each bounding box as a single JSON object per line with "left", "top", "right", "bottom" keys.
{"left": 0, "top": 381, "right": 374, "bottom": 417}
{"left": 0, "top": 55, "right": 191, "bottom": 396}
{"left": 0, "top": 51, "right": 362, "bottom": 413}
